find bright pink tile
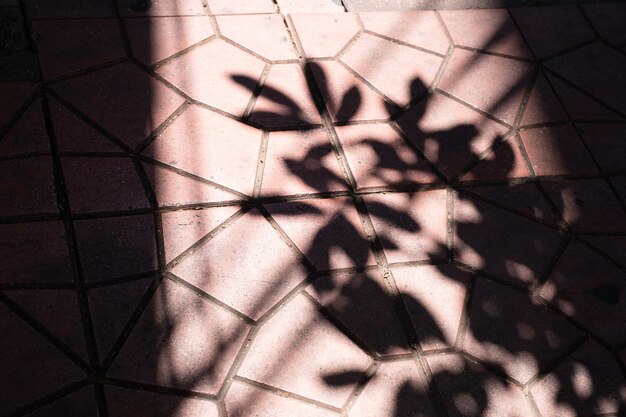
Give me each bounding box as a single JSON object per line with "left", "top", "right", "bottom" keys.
{"left": 290, "top": 13, "right": 360, "bottom": 58}
{"left": 207, "top": 0, "right": 276, "bottom": 14}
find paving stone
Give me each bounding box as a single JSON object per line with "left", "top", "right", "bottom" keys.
{"left": 342, "top": 33, "right": 442, "bottom": 106}
{"left": 268, "top": 197, "right": 376, "bottom": 270}
{"left": 520, "top": 74, "right": 568, "bottom": 126}
{"left": 461, "top": 136, "right": 531, "bottom": 181}
{"left": 0, "top": 100, "right": 49, "bottom": 157}
{"left": 156, "top": 39, "right": 265, "bottom": 116}
{"left": 125, "top": 16, "right": 214, "bottom": 66}
{"left": 0, "top": 82, "right": 36, "bottom": 129}
{"left": 364, "top": 190, "right": 447, "bottom": 263}
{"left": 581, "top": 2, "right": 626, "bottom": 47}
{"left": 307, "top": 271, "right": 410, "bottom": 355}
{"left": 33, "top": 19, "right": 125, "bottom": 80}
{"left": 26, "top": 387, "right": 98, "bottom": 417}
{"left": 238, "top": 293, "right": 372, "bottom": 408}
{"left": 170, "top": 208, "right": 309, "bottom": 319}
{"left": 117, "top": 0, "right": 205, "bottom": 16}
{"left": 261, "top": 129, "right": 347, "bottom": 196}
{"left": 290, "top": 13, "right": 361, "bottom": 58}
{"left": 108, "top": 279, "right": 250, "bottom": 394}
{"left": 582, "top": 235, "right": 626, "bottom": 267}
{"left": 577, "top": 123, "right": 626, "bottom": 173}
{"left": 277, "top": 0, "right": 344, "bottom": 13}
{"left": 336, "top": 123, "right": 438, "bottom": 188}
{"left": 23, "top": 0, "right": 114, "bottom": 18}
{"left": 0, "top": 156, "right": 57, "bottom": 216}
{"left": 394, "top": 264, "right": 471, "bottom": 351}
{"left": 207, "top": 0, "right": 276, "bottom": 14}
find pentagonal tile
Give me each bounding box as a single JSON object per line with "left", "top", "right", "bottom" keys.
{"left": 289, "top": 13, "right": 360, "bottom": 58}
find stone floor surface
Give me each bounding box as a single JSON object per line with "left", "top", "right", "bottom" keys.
{"left": 1, "top": 0, "right": 626, "bottom": 416}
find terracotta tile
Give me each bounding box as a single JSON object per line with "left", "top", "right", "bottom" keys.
{"left": 439, "top": 49, "right": 534, "bottom": 124}
{"left": 397, "top": 93, "right": 508, "bottom": 179}
{"left": 426, "top": 354, "right": 534, "bottom": 417}
{"left": 261, "top": 129, "right": 347, "bottom": 196}
{"left": 238, "top": 294, "right": 372, "bottom": 408}
{"left": 342, "top": 33, "right": 442, "bottom": 106}
{"left": 336, "top": 123, "right": 438, "bottom": 188}
{"left": 577, "top": 123, "right": 626, "bottom": 172}
{"left": 310, "top": 60, "right": 393, "bottom": 122}
{"left": 207, "top": 0, "right": 276, "bottom": 14}
{"left": 74, "top": 215, "right": 158, "bottom": 283}
{"left": 582, "top": 2, "right": 626, "bottom": 46}
{"left": 125, "top": 16, "right": 214, "bottom": 66}
{"left": 0, "top": 101, "right": 49, "bottom": 157}
{"left": 0, "top": 303, "right": 84, "bottom": 415}
{"left": 542, "top": 179, "right": 626, "bottom": 234}
{"left": 52, "top": 62, "right": 184, "bottom": 148}
{"left": 394, "top": 264, "right": 470, "bottom": 351}
{"left": 109, "top": 279, "right": 249, "bottom": 394}
{"left": 62, "top": 156, "right": 150, "bottom": 213}
{"left": 440, "top": 9, "right": 530, "bottom": 58}
{"left": 454, "top": 194, "right": 564, "bottom": 287}
{"left": 547, "top": 43, "right": 626, "bottom": 115}
{"left": 142, "top": 162, "right": 242, "bottom": 207}
{"left": 462, "top": 136, "right": 531, "bottom": 181}
{"left": 106, "top": 385, "right": 219, "bottom": 417}
{"left": 0, "top": 156, "right": 57, "bottom": 216}
{"left": 117, "top": 0, "right": 205, "bottom": 16}
{"left": 24, "top": 0, "right": 114, "bottom": 18}
{"left": 359, "top": 11, "right": 449, "bottom": 55}
{"left": 0, "top": 82, "right": 36, "bottom": 129}
{"left": 611, "top": 175, "right": 626, "bottom": 203}
{"left": 156, "top": 39, "right": 265, "bottom": 116}
{"left": 161, "top": 206, "right": 241, "bottom": 263}
{"left": 511, "top": 6, "right": 594, "bottom": 58}
{"left": 520, "top": 125, "right": 597, "bottom": 176}
{"left": 582, "top": 235, "right": 626, "bottom": 267}
{"left": 465, "top": 279, "right": 581, "bottom": 383}
{"left": 540, "top": 240, "right": 626, "bottom": 347}
{"left": 531, "top": 340, "right": 626, "bottom": 417}
{"left": 33, "top": 19, "right": 124, "bottom": 80}
{"left": 217, "top": 14, "right": 297, "bottom": 61}
{"left": 145, "top": 104, "right": 262, "bottom": 196}
{"left": 5, "top": 289, "right": 87, "bottom": 360}
{"left": 88, "top": 278, "right": 153, "bottom": 359}
{"left": 307, "top": 271, "right": 410, "bottom": 355}
{"left": 170, "top": 209, "right": 308, "bottom": 319}
{"left": 364, "top": 190, "right": 448, "bottom": 263}
{"left": 277, "top": 0, "right": 344, "bottom": 13}
{"left": 249, "top": 63, "right": 322, "bottom": 127}
{"left": 349, "top": 361, "right": 436, "bottom": 417}
{"left": 0, "top": 221, "right": 72, "bottom": 285}
{"left": 26, "top": 387, "right": 97, "bottom": 417}
{"left": 267, "top": 198, "right": 377, "bottom": 270}
{"left": 290, "top": 13, "right": 361, "bottom": 58}
{"left": 520, "top": 75, "right": 568, "bottom": 126}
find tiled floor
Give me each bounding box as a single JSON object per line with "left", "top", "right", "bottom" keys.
{"left": 1, "top": 1, "right": 625, "bottom": 416}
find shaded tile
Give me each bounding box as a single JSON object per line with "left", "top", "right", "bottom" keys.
{"left": 426, "top": 354, "right": 534, "bottom": 417}
{"left": 156, "top": 39, "right": 265, "bottom": 116}
{"left": 216, "top": 14, "right": 297, "bottom": 61}
{"left": 342, "top": 33, "right": 442, "bottom": 106}
{"left": 24, "top": 0, "right": 114, "bottom": 18}
{"left": 117, "top": 0, "right": 205, "bottom": 16}
{"left": 439, "top": 49, "right": 533, "bottom": 124}
{"left": 511, "top": 5, "right": 594, "bottom": 58}
{"left": 238, "top": 294, "right": 372, "bottom": 408}
{"left": 207, "top": 0, "right": 276, "bottom": 14}
{"left": 310, "top": 60, "right": 392, "bottom": 122}
{"left": 26, "top": 387, "right": 97, "bottom": 417}
{"left": 531, "top": 340, "right": 626, "bottom": 417}
{"left": 307, "top": 271, "right": 410, "bottom": 355}
{"left": 109, "top": 279, "right": 249, "bottom": 394}
{"left": 0, "top": 221, "right": 72, "bottom": 285}
{"left": 249, "top": 63, "right": 322, "bottom": 127}
{"left": 520, "top": 75, "right": 568, "bottom": 126}
{"left": 0, "top": 100, "right": 49, "bottom": 157}
{"left": 582, "top": 2, "right": 626, "bottom": 46}
{"left": 52, "top": 62, "right": 184, "bottom": 148}
{"left": 290, "top": 13, "right": 361, "bottom": 58}
{"left": 540, "top": 240, "right": 626, "bottom": 347}
{"left": 145, "top": 104, "right": 262, "bottom": 196}
{"left": 520, "top": 125, "right": 597, "bottom": 176}
{"left": 336, "top": 123, "right": 438, "bottom": 188}
{"left": 268, "top": 198, "right": 377, "bottom": 271}
{"left": 0, "top": 82, "right": 36, "bottom": 129}
{"left": 542, "top": 179, "right": 626, "bottom": 234}
{"left": 397, "top": 93, "right": 508, "bottom": 179}
{"left": 583, "top": 235, "right": 626, "bottom": 267}
{"left": 462, "top": 137, "right": 530, "bottom": 181}
{"left": 261, "top": 129, "right": 347, "bottom": 196}
{"left": 170, "top": 209, "right": 308, "bottom": 319}
{"left": 125, "top": 16, "right": 214, "bottom": 66}
{"left": 349, "top": 361, "right": 436, "bottom": 417}
{"left": 74, "top": 215, "right": 158, "bottom": 283}
{"left": 0, "top": 156, "right": 57, "bottom": 216}
{"left": 577, "top": 123, "right": 626, "bottom": 172}
{"left": 62, "top": 156, "right": 150, "bottom": 213}
{"left": 394, "top": 264, "right": 471, "bottom": 351}
{"left": 161, "top": 206, "right": 241, "bottom": 263}
{"left": 33, "top": 19, "right": 124, "bottom": 80}
{"left": 454, "top": 194, "right": 564, "bottom": 287}
{"left": 364, "top": 190, "right": 448, "bottom": 263}
{"left": 359, "top": 11, "right": 449, "bottom": 55}
{"left": 106, "top": 385, "right": 219, "bottom": 416}
{"left": 440, "top": 9, "right": 530, "bottom": 58}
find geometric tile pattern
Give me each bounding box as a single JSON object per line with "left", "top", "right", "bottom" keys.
{"left": 2, "top": 2, "right": 625, "bottom": 416}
